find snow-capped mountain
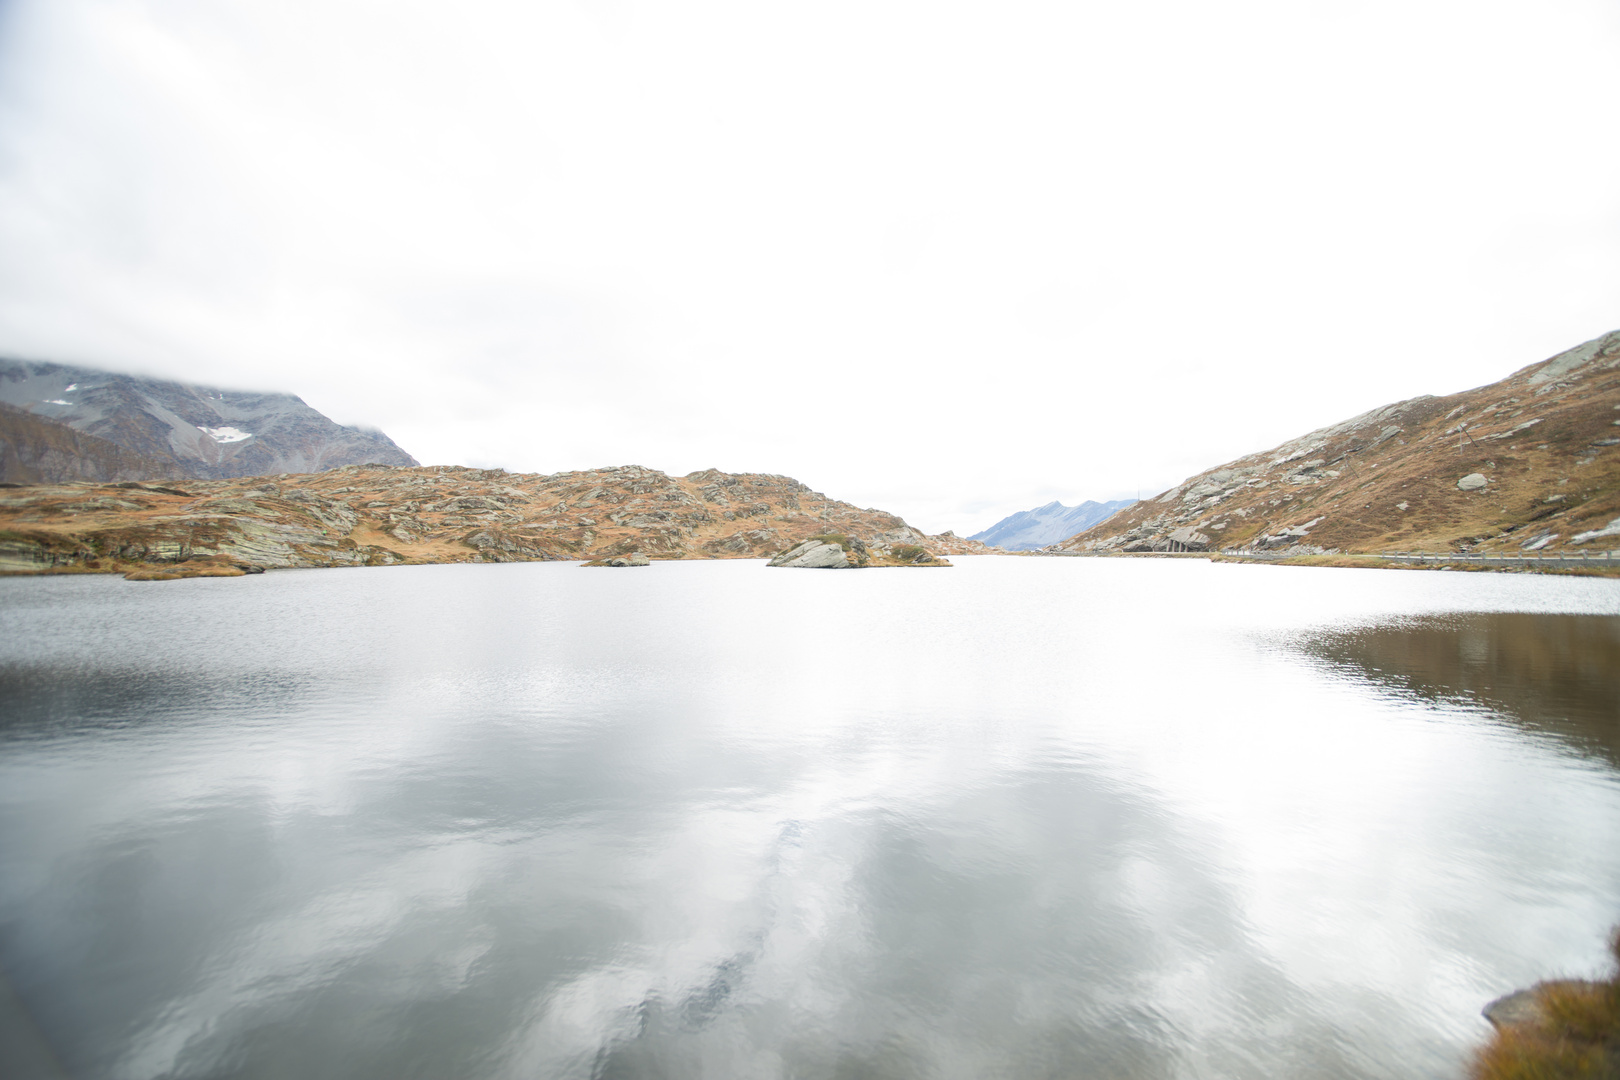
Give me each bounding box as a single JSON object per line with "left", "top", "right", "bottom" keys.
{"left": 0, "top": 358, "right": 418, "bottom": 479}
{"left": 970, "top": 499, "right": 1135, "bottom": 550}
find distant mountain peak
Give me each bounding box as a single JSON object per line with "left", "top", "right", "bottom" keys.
{"left": 0, "top": 401, "right": 176, "bottom": 484}
{"left": 970, "top": 498, "right": 1135, "bottom": 550}
{"left": 0, "top": 358, "right": 418, "bottom": 480}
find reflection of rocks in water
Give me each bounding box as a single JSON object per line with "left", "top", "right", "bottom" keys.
{"left": 1302, "top": 613, "right": 1620, "bottom": 768}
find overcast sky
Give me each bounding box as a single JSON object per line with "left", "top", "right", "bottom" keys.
{"left": 1, "top": 1, "right": 1617, "bottom": 534}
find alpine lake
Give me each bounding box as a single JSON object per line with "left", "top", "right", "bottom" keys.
{"left": 1, "top": 556, "right": 1617, "bottom": 1080}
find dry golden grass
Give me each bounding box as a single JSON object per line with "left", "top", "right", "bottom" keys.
{"left": 1059, "top": 336, "right": 1620, "bottom": 559}
{"left": 0, "top": 464, "right": 993, "bottom": 576}
{"left": 124, "top": 566, "right": 246, "bottom": 581}
{"left": 1471, "top": 933, "right": 1620, "bottom": 1080}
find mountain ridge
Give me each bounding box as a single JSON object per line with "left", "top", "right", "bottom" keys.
{"left": 1052, "top": 330, "right": 1620, "bottom": 558}
{"left": 0, "top": 358, "right": 418, "bottom": 479}
{"left": 970, "top": 498, "right": 1134, "bottom": 550}
{"left": 0, "top": 402, "right": 179, "bottom": 484}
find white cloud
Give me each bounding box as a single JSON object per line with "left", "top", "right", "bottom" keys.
{"left": 1, "top": 0, "right": 1617, "bottom": 533}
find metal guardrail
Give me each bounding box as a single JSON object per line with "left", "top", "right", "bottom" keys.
{"left": 1046, "top": 549, "right": 1620, "bottom": 569}
{"left": 1374, "top": 550, "right": 1620, "bottom": 567}
{"left": 1208, "top": 549, "right": 1620, "bottom": 568}
{"left": 1036, "top": 553, "right": 1620, "bottom": 569}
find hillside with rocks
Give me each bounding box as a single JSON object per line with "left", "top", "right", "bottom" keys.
{"left": 0, "top": 403, "right": 177, "bottom": 484}
{"left": 1053, "top": 330, "right": 1620, "bottom": 558}
{"left": 970, "top": 498, "right": 1134, "bottom": 550}
{"left": 0, "top": 463, "right": 991, "bottom": 577}
{"left": 0, "top": 358, "right": 418, "bottom": 479}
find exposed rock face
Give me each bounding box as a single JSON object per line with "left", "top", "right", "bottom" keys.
{"left": 767, "top": 533, "right": 951, "bottom": 568}
{"left": 0, "top": 358, "right": 418, "bottom": 479}
{"left": 920, "top": 530, "right": 994, "bottom": 556}
{"left": 1573, "top": 516, "right": 1620, "bottom": 544}
{"left": 1481, "top": 983, "right": 1605, "bottom": 1031}
{"left": 0, "top": 403, "right": 177, "bottom": 483}
{"left": 970, "top": 498, "right": 1135, "bottom": 550}
{"left": 0, "top": 463, "right": 980, "bottom": 577}
{"left": 1052, "top": 330, "right": 1620, "bottom": 558}
{"left": 1165, "top": 527, "right": 1211, "bottom": 552}
{"left": 768, "top": 540, "right": 850, "bottom": 568}
{"left": 587, "top": 553, "right": 650, "bottom": 567}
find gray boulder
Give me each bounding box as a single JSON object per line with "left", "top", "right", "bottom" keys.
{"left": 1166, "top": 527, "right": 1212, "bottom": 552}
{"left": 768, "top": 540, "right": 850, "bottom": 568}
{"left": 1457, "top": 473, "right": 1489, "bottom": 491}
{"left": 1483, "top": 980, "right": 1604, "bottom": 1031}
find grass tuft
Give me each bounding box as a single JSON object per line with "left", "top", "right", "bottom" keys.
{"left": 1470, "top": 930, "right": 1620, "bottom": 1080}
{"left": 1540, "top": 979, "right": 1620, "bottom": 1044}
{"left": 1472, "top": 1027, "right": 1609, "bottom": 1080}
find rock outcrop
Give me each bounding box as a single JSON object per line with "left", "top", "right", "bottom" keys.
{"left": 1482, "top": 982, "right": 1606, "bottom": 1032}
{"left": 768, "top": 533, "right": 950, "bottom": 568}
{"left": 585, "top": 553, "right": 650, "bottom": 567}
{"left": 0, "top": 357, "right": 418, "bottom": 479}
{"left": 1050, "top": 330, "right": 1620, "bottom": 558}
{"left": 0, "top": 403, "right": 177, "bottom": 484}
{"left": 769, "top": 539, "right": 852, "bottom": 568}
{"left": 0, "top": 464, "right": 984, "bottom": 578}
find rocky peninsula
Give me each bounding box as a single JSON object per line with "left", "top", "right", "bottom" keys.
{"left": 0, "top": 464, "right": 990, "bottom": 579}
{"left": 768, "top": 534, "right": 949, "bottom": 568}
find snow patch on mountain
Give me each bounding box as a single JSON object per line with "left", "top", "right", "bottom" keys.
{"left": 0, "top": 357, "right": 418, "bottom": 478}
{"left": 199, "top": 425, "right": 253, "bottom": 443}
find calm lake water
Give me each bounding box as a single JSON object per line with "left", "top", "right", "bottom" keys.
{"left": 1, "top": 557, "right": 1618, "bottom": 1080}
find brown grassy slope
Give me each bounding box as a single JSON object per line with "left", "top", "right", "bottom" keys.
{"left": 0, "top": 403, "right": 178, "bottom": 484}
{"left": 0, "top": 463, "right": 992, "bottom": 575}
{"left": 1471, "top": 932, "right": 1620, "bottom": 1080}
{"left": 1055, "top": 330, "right": 1620, "bottom": 556}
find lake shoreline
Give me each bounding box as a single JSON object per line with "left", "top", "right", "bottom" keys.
{"left": 1033, "top": 549, "right": 1620, "bottom": 578}
{"left": 6, "top": 548, "right": 1620, "bottom": 581}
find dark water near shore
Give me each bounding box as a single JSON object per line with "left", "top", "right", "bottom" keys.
{"left": 1, "top": 558, "right": 1618, "bottom": 1079}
